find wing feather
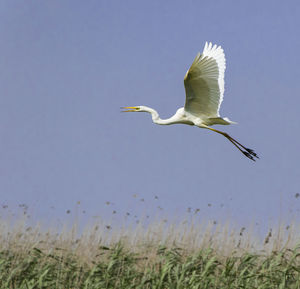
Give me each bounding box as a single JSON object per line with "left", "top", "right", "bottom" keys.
{"left": 184, "top": 42, "right": 226, "bottom": 117}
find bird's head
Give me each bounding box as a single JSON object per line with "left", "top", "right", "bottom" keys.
{"left": 121, "top": 106, "right": 148, "bottom": 112}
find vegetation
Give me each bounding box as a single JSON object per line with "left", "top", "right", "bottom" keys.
{"left": 1, "top": 217, "right": 300, "bottom": 288}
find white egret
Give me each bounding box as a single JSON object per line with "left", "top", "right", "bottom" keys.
{"left": 122, "top": 42, "right": 258, "bottom": 161}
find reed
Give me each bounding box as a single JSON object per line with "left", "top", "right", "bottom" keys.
{"left": 1, "top": 216, "right": 300, "bottom": 288}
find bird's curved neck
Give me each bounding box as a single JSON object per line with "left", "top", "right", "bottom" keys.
{"left": 145, "top": 107, "right": 175, "bottom": 125}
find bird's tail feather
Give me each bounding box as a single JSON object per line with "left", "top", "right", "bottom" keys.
{"left": 207, "top": 117, "right": 237, "bottom": 125}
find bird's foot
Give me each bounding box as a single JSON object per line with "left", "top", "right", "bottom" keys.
{"left": 242, "top": 151, "right": 256, "bottom": 161}
{"left": 245, "top": 148, "right": 259, "bottom": 159}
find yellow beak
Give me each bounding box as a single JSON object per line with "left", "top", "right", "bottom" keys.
{"left": 121, "top": 106, "right": 139, "bottom": 112}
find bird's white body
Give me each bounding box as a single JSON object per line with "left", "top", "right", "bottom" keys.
{"left": 123, "top": 42, "right": 258, "bottom": 161}
{"left": 147, "top": 106, "right": 234, "bottom": 127}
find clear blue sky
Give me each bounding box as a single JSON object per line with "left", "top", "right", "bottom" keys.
{"left": 1, "top": 1, "right": 300, "bottom": 227}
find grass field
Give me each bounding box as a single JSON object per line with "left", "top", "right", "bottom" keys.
{"left": 1, "top": 215, "right": 300, "bottom": 289}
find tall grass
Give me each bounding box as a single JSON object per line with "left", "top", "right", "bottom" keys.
{"left": 1, "top": 216, "right": 300, "bottom": 288}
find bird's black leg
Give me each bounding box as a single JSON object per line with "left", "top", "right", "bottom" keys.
{"left": 204, "top": 126, "right": 259, "bottom": 161}
{"left": 226, "top": 137, "right": 256, "bottom": 161}
{"left": 224, "top": 134, "right": 259, "bottom": 159}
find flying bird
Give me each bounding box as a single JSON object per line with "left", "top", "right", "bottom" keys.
{"left": 122, "top": 42, "right": 258, "bottom": 161}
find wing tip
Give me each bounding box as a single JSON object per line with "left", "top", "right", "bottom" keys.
{"left": 203, "top": 41, "right": 223, "bottom": 53}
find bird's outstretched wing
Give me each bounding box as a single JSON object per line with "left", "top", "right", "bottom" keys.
{"left": 184, "top": 42, "right": 226, "bottom": 118}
